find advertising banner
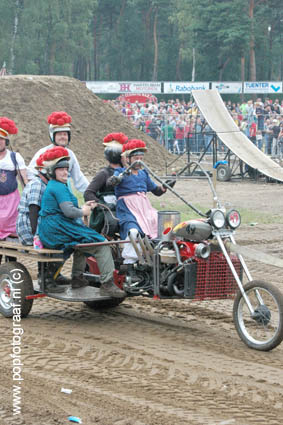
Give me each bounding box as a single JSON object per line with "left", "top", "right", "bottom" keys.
{"left": 86, "top": 81, "right": 120, "bottom": 93}
{"left": 211, "top": 82, "right": 242, "bottom": 93}
{"left": 116, "top": 94, "right": 158, "bottom": 104}
{"left": 86, "top": 80, "right": 282, "bottom": 95}
{"left": 163, "top": 82, "right": 209, "bottom": 94}
{"left": 244, "top": 82, "right": 282, "bottom": 94}
{"left": 86, "top": 81, "right": 161, "bottom": 94}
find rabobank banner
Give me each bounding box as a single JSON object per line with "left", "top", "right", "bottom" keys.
{"left": 244, "top": 81, "right": 282, "bottom": 94}
{"left": 211, "top": 82, "right": 242, "bottom": 93}
{"left": 163, "top": 82, "right": 209, "bottom": 94}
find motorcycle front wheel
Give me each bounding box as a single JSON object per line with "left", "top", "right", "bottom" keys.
{"left": 233, "top": 280, "right": 283, "bottom": 351}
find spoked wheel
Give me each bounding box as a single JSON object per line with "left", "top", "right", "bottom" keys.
{"left": 233, "top": 280, "right": 283, "bottom": 351}
{"left": 0, "top": 262, "right": 34, "bottom": 318}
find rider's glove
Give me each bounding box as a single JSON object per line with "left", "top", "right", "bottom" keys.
{"left": 108, "top": 174, "right": 123, "bottom": 186}
{"left": 162, "top": 179, "right": 176, "bottom": 189}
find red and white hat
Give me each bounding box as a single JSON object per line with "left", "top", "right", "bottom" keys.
{"left": 41, "top": 146, "right": 70, "bottom": 179}
{"left": 103, "top": 132, "right": 128, "bottom": 164}
{"left": 42, "top": 146, "right": 70, "bottom": 167}
{"left": 47, "top": 111, "right": 72, "bottom": 143}
{"left": 103, "top": 132, "right": 128, "bottom": 148}
{"left": 122, "top": 139, "right": 147, "bottom": 157}
{"left": 0, "top": 117, "right": 18, "bottom": 139}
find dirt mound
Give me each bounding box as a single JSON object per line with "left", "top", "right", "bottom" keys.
{"left": 0, "top": 75, "right": 173, "bottom": 176}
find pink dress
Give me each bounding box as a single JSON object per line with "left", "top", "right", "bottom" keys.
{"left": 0, "top": 150, "right": 25, "bottom": 239}
{"left": 119, "top": 192, "right": 158, "bottom": 238}
{"left": 0, "top": 189, "right": 20, "bottom": 239}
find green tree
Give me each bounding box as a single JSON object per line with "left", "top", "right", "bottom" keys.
{"left": 0, "top": 0, "right": 281, "bottom": 83}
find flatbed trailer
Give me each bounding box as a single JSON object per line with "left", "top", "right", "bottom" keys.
{"left": 0, "top": 239, "right": 124, "bottom": 318}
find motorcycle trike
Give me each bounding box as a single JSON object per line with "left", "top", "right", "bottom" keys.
{"left": 0, "top": 161, "right": 282, "bottom": 352}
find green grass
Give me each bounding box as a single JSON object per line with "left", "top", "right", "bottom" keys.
{"left": 234, "top": 208, "right": 283, "bottom": 225}
{"left": 74, "top": 189, "right": 84, "bottom": 206}
{"left": 152, "top": 199, "right": 283, "bottom": 225}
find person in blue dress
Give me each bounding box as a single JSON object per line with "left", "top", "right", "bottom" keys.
{"left": 108, "top": 139, "right": 174, "bottom": 280}
{"left": 38, "top": 146, "right": 125, "bottom": 298}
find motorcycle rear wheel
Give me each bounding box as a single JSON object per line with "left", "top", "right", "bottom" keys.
{"left": 233, "top": 280, "right": 283, "bottom": 351}
{"left": 84, "top": 298, "right": 125, "bottom": 310}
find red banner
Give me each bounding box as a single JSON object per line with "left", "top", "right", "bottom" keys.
{"left": 116, "top": 93, "right": 157, "bottom": 104}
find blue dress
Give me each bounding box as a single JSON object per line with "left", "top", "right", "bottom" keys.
{"left": 38, "top": 180, "right": 105, "bottom": 253}
{"left": 114, "top": 168, "right": 158, "bottom": 240}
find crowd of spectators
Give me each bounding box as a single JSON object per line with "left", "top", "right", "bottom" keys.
{"left": 108, "top": 97, "right": 283, "bottom": 158}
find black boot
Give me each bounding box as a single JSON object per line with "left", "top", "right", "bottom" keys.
{"left": 100, "top": 280, "right": 126, "bottom": 298}
{"left": 56, "top": 273, "right": 71, "bottom": 285}
{"left": 70, "top": 274, "right": 89, "bottom": 289}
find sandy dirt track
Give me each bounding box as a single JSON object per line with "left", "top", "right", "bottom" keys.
{"left": 1, "top": 178, "right": 283, "bottom": 425}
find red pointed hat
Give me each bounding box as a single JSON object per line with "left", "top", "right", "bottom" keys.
{"left": 103, "top": 132, "right": 128, "bottom": 148}
{"left": 42, "top": 146, "right": 70, "bottom": 167}
{"left": 122, "top": 139, "right": 147, "bottom": 157}
{"left": 0, "top": 117, "right": 18, "bottom": 138}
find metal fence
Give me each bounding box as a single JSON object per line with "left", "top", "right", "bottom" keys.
{"left": 124, "top": 112, "right": 283, "bottom": 159}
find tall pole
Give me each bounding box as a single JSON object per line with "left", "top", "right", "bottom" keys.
{"left": 192, "top": 47, "right": 196, "bottom": 83}
{"left": 268, "top": 26, "right": 272, "bottom": 80}
{"left": 280, "top": 19, "right": 283, "bottom": 81}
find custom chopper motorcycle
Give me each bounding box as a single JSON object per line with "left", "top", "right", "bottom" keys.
{"left": 0, "top": 161, "right": 282, "bottom": 352}
{"left": 86, "top": 160, "right": 283, "bottom": 352}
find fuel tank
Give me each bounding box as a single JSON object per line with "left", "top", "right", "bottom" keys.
{"left": 173, "top": 219, "right": 212, "bottom": 242}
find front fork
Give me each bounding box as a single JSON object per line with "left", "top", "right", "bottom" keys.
{"left": 215, "top": 233, "right": 257, "bottom": 315}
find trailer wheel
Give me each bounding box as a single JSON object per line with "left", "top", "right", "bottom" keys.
{"left": 0, "top": 262, "right": 34, "bottom": 318}
{"left": 217, "top": 164, "right": 231, "bottom": 182}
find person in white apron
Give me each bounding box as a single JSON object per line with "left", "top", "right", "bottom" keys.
{"left": 109, "top": 139, "right": 175, "bottom": 281}
{"left": 0, "top": 117, "right": 28, "bottom": 240}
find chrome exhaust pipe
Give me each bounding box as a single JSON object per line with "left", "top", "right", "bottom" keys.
{"left": 128, "top": 232, "right": 144, "bottom": 264}
{"left": 137, "top": 234, "right": 152, "bottom": 266}
{"left": 195, "top": 243, "right": 211, "bottom": 259}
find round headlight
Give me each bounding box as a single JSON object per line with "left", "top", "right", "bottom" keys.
{"left": 226, "top": 209, "right": 241, "bottom": 229}
{"left": 210, "top": 209, "right": 225, "bottom": 229}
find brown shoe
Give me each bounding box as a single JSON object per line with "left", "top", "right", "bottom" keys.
{"left": 71, "top": 274, "right": 89, "bottom": 289}
{"left": 100, "top": 280, "right": 126, "bottom": 298}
